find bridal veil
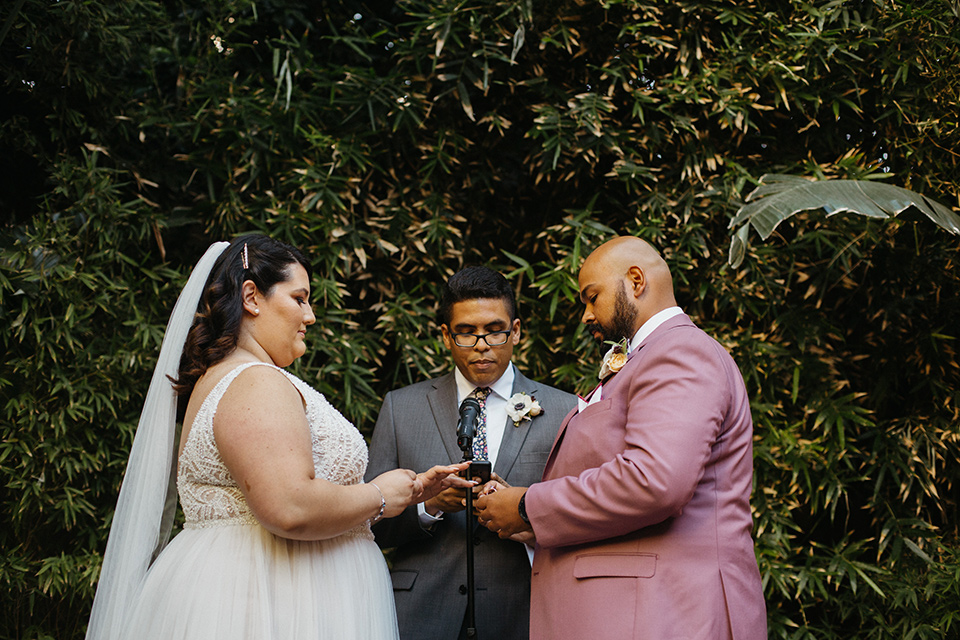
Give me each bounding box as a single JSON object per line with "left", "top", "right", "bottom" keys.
{"left": 85, "top": 242, "right": 230, "bottom": 640}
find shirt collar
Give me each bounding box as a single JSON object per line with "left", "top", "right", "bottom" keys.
{"left": 628, "top": 306, "right": 684, "bottom": 353}
{"left": 454, "top": 362, "right": 516, "bottom": 402}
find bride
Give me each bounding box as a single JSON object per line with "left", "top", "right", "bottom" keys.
{"left": 86, "top": 235, "right": 470, "bottom": 639}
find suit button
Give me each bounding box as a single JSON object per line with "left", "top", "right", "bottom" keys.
{"left": 459, "top": 584, "right": 467, "bottom": 595}
{"left": 474, "top": 537, "right": 482, "bottom": 546}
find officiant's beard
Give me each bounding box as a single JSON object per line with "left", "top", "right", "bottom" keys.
{"left": 587, "top": 283, "right": 638, "bottom": 346}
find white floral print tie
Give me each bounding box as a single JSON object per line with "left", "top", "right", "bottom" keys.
{"left": 471, "top": 387, "right": 491, "bottom": 460}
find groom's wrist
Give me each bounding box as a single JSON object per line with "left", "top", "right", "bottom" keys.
{"left": 517, "top": 492, "right": 530, "bottom": 525}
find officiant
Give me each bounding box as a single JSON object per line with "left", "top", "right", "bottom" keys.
{"left": 365, "top": 266, "right": 576, "bottom": 640}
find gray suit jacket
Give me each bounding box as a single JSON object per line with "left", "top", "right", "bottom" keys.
{"left": 366, "top": 365, "right": 577, "bottom": 640}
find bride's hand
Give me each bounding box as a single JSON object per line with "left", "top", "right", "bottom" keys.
{"left": 415, "top": 462, "right": 472, "bottom": 503}
{"left": 369, "top": 469, "right": 419, "bottom": 518}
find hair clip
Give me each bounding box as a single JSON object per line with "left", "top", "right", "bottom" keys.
{"left": 242, "top": 243, "right": 249, "bottom": 270}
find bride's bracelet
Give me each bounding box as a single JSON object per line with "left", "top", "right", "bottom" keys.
{"left": 369, "top": 482, "right": 386, "bottom": 524}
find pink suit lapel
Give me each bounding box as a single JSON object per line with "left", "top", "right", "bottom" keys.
{"left": 540, "top": 313, "right": 693, "bottom": 481}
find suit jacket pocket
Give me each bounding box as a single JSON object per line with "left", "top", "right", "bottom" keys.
{"left": 573, "top": 553, "right": 657, "bottom": 579}
{"left": 390, "top": 569, "right": 419, "bottom": 590}
{"left": 576, "top": 397, "right": 613, "bottom": 417}
{"left": 519, "top": 451, "right": 550, "bottom": 465}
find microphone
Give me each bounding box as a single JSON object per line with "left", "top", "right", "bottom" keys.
{"left": 456, "top": 397, "right": 481, "bottom": 452}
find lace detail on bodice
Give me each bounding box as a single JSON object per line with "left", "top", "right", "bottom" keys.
{"left": 177, "top": 362, "right": 373, "bottom": 540}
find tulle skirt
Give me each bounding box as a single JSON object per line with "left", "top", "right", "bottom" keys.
{"left": 120, "top": 523, "right": 399, "bottom": 640}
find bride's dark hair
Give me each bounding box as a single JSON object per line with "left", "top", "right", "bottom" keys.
{"left": 170, "top": 234, "right": 311, "bottom": 410}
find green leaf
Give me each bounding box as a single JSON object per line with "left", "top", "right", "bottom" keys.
{"left": 728, "top": 175, "right": 960, "bottom": 266}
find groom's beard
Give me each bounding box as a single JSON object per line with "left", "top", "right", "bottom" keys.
{"left": 586, "top": 283, "right": 638, "bottom": 347}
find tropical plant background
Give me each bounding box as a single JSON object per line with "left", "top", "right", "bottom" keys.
{"left": 2, "top": 0, "right": 959, "bottom": 638}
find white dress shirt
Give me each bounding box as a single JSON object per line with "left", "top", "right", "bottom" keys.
{"left": 418, "top": 364, "right": 516, "bottom": 524}
{"left": 628, "top": 306, "right": 684, "bottom": 353}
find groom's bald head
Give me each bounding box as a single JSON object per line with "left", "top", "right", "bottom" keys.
{"left": 578, "top": 237, "right": 677, "bottom": 343}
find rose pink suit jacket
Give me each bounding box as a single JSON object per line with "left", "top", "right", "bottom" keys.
{"left": 525, "top": 314, "right": 767, "bottom": 640}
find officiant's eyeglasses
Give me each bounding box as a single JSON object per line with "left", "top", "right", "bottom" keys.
{"left": 451, "top": 330, "right": 512, "bottom": 348}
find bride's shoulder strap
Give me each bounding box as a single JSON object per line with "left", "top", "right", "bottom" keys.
{"left": 211, "top": 361, "right": 305, "bottom": 412}
{"left": 219, "top": 360, "right": 280, "bottom": 385}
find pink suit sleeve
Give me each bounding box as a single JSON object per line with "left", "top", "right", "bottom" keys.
{"left": 526, "top": 329, "right": 734, "bottom": 548}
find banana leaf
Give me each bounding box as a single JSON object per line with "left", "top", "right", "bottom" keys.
{"left": 728, "top": 175, "right": 960, "bottom": 267}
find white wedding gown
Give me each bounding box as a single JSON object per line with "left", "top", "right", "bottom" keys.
{"left": 119, "top": 362, "right": 399, "bottom": 639}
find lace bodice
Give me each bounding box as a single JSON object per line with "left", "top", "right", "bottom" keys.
{"left": 177, "top": 362, "right": 373, "bottom": 539}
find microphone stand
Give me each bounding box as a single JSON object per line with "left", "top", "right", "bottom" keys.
{"left": 460, "top": 443, "right": 478, "bottom": 639}
{"left": 456, "top": 398, "right": 481, "bottom": 640}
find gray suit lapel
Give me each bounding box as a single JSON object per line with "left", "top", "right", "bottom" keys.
{"left": 542, "top": 408, "right": 574, "bottom": 481}
{"left": 427, "top": 373, "right": 465, "bottom": 463}
{"left": 494, "top": 366, "right": 538, "bottom": 480}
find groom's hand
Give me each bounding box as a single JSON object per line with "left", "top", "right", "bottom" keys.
{"left": 469, "top": 473, "right": 510, "bottom": 516}
{"left": 475, "top": 486, "right": 531, "bottom": 538}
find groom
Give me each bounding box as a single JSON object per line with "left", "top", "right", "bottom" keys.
{"left": 475, "top": 237, "right": 767, "bottom": 640}
{"left": 366, "top": 266, "right": 576, "bottom": 640}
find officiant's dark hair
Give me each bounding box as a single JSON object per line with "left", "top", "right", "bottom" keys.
{"left": 438, "top": 266, "right": 517, "bottom": 327}
{"left": 170, "top": 234, "right": 311, "bottom": 417}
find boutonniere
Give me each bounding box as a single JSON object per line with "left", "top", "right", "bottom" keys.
{"left": 598, "top": 337, "right": 630, "bottom": 380}
{"left": 506, "top": 392, "right": 543, "bottom": 427}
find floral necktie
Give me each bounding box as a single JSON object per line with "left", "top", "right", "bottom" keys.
{"left": 471, "top": 387, "right": 491, "bottom": 460}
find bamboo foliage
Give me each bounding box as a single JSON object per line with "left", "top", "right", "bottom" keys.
{"left": 1, "top": 0, "right": 959, "bottom": 637}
